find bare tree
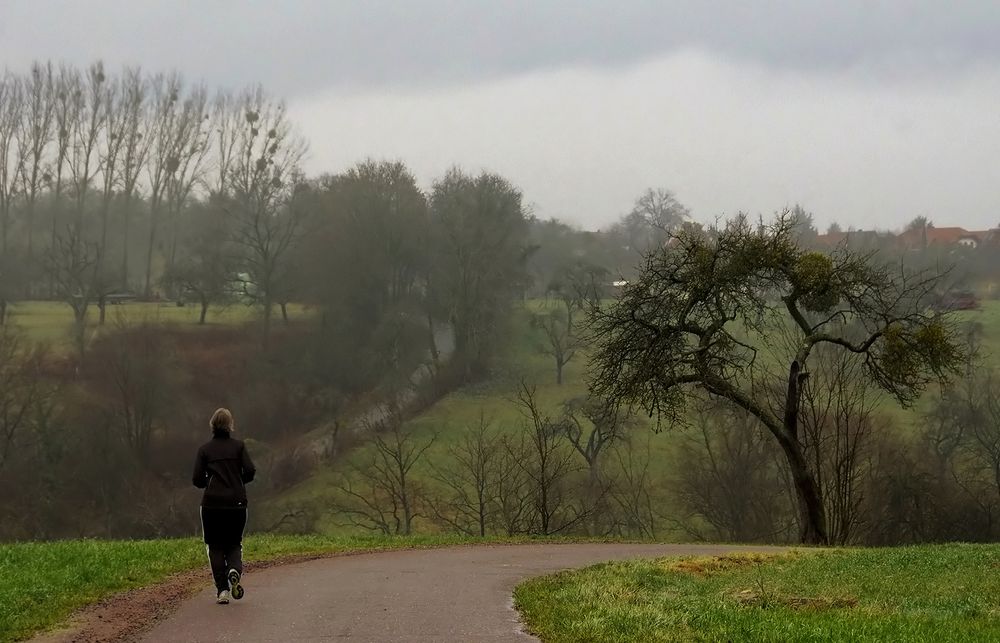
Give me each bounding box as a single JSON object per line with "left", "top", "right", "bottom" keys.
{"left": 0, "top": 330, "right": 47, "bottom": 471}
{"left": 162, "top": 202, "right": 234, "bottom": 324}
{"left": 98, "top": 321, "right": 178, "bottom": 463}
{"left": 560, "top": 396, "right": 636, "bottom": 535}
{"left": 47, "top": 66, "right": 80, "bottom": 298}
{"left": 428, "top": 413, "right": 501, "bottom": 536}
{"left": 227, "top": 88, "right": 306, "bottom": 342}
{"left": 68, "top": 63, "right": 108, "bottom": 237}
{"left": 0, "top": 72, "right": 22, "bottom": 256}
{"left": 0, "top": 73, "right": 22, "bottom": 323}
{"left": 0, "top": 252, "right": 27, "bottom": 326}
{"left": 606, "top": 435, "right": 659, "bottom": 538}
{"left": 512, "top": 383, "right": 586, "bottom": 535}
{"left": 615, "top": 187, "right": 690, "bottom": 253}
{"left": 673, "top": 396, "right": 795, "bottom": 542}
{"left": 491, "top": 439, "right": 534, "bottom": 535}
{"left": 163, "top": 85, "right": 211, "bottom": 275}
{"left": 142, "top": 73, "right": 185, "bottom": 299}
{"left": 47, "top": 229, "right": 97, "bottom": 354}
{"left": 115, "top": 67, "right": 149, "bottom": 290}
{"left": 16, "top": 62, "right": 55, "bottom": 274}
{"left": 333, "top": 411, "right": 434, "bottom": 535}
{"left": 532, "top": 309, "right": 578, "bottom": 385}
{"left": 547, "top": 262, "right": 609, "bottom": 330}
{"left": 562, "top": 395, "right": 634, "bottom": 491}
{"left": 93, "top": 68, "right": 128, "bottom": 323}
{"left": 798, "top": 343, "right": 881, "bottom": 545}
{"left": 209, "top": 90, "right": 241, "bottom": 198}
{"left": 967, "top": 371, "right": 1000, "bottom": 507}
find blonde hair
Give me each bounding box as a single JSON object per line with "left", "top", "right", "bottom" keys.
{"left": 210, "top": 408, "right": 235, "bottom": 433}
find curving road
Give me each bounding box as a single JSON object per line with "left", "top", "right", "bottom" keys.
{"left": 143, "top": 543, "right": 781, "bottom": 642}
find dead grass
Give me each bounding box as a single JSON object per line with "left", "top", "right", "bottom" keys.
{"left": 661, "top": 552, "right": 788, "bottom": 576}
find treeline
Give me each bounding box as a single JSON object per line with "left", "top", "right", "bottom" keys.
{"left": 304, "top": 343, "right": 1000, "bottom": 545}
{"left": 0, "top": 62, "right": 305, "bottom": 347}
{"left": 307, "top": 216, "right": 1000, "bottom": 546}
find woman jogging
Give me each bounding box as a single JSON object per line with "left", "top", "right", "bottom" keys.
{"left": 192, "top": 408, "right": 256, "bottom": 604}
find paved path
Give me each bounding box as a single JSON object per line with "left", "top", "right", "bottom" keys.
{"left": 144, "top": 543, "right": 781, "bottom": 642}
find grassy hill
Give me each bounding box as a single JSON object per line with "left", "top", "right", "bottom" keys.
{"left": 514, "top": 544, "right": 1000, "bottom": 642}
{"left": 264, "top": 299, "right": 1000, "bottom": 536}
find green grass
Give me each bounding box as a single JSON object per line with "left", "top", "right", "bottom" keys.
{"left": 514, "top": 544, "right": 1000, "bottom": 642}
{"left": 5, "top": 300, "right": 311, "bottom": 351}
{"left": 0, "top": 533, "right": 539, "bottom": 642}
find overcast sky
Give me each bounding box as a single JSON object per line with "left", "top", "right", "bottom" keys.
{"left": 2, "top": 1, "right": 999, "bottom": 231}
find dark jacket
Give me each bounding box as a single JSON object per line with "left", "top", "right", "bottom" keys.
{"left": 192, "top": 430, "right": 256, "bottom": 507}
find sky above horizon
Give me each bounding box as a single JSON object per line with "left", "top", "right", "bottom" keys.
{"left": 2, "top": 1, "right": 999, "bottom": 231}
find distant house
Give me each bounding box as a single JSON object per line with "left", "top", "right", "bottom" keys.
{"left": 816, "top": 225, "right": 1000, "bottom": 252}
{"left": 814, "top": 229, "right": 891, "bottom": 248}
{"left": 897, "top": 226, "right": 1000, "bottom": 250}
{"left": 898, "top": 226, "right": 966, "bottom": 248}
{"left": 957, "top": 233, "right": 980, "bottom": 248}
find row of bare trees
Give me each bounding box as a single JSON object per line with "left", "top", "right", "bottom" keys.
{"left": 0, "top": 62, "right": 305, "bottom": 341}
{"left": 308, "top": 383, "right": 659, "bottom": 538}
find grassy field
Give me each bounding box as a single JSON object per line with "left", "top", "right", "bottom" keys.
{"left": 514, "top": 544, "right": 1000, "bottom": 642}
{"left": 4, "top": 299, "right": 311, "bottom": 350}
{"left": 0, "top": 533, "right": 553, "bottom": 642}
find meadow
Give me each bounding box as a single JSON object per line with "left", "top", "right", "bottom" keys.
{"left": 264, "top": 298, "right": 1000, "bottom": 536}
{"left": 514, "top": 544, "right": 1000, "bottom": 642}
{"left": 4, "top": 299, "right": 311, "bottom": 351}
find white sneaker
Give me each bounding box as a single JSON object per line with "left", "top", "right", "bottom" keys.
{"left": 228, "top": 569, "right": 244, "bottom": 600}
{"left": 217, "top": 590, "right": 231, "bottom": 604}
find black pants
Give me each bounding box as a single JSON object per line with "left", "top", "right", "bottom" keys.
{"left": 207, "top": 543, "right": 243, "bottom": 593}
{"left": 201, "top": 506, "right": 247, "bottom": 593}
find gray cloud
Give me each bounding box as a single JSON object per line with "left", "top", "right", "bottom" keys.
{"left": 2, "top": 1, "right": 999, "bottom": 96}
{"left": 2, "top": 1, "right": 998, "bottom": 232}
{"left": 292, "top": 50, "right": 1000, "bottom": 232}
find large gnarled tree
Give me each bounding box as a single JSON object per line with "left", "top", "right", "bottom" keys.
{"left": 588, "top": 213, "right": 963, "bottom": 544}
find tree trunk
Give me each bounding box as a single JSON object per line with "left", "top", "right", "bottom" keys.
{"left": 280, "top": 301, "right": 289, "bottom": 324}
{"left": 556, "top": 359, "right": 564, "bottom": 385}
{"left": 72, "top": 310, "right": 87, "bottom": 359}
{"left": 143, "top": 206, "right": 157, "bottom": 299}
{"left": 781, "top": 360, "right": 828, "bottom": 545}
{"left": 478, "top": 494, "right": 487, "bottom": 537}
{"left": 261, "top": 294, "right": 272, "bottom": 349}
{"left": 49, "top": 179, "right": 61, "bottom": 299}
{"left": 777, "top": 432, "right": 828, "bottom": 544}
{"left": 199, "top": 296, "right": 209, "bottom": 325}
{"left": 121, "top": 194, "right": 131, "bottom": 290}
{"left": 98, "top": 298, "right": 107, "bottom": 325}
{"left": 1, "top": 206, "right": 9, "bottom": 255}
{"left": 26, "top": 200, "right": 34, "bottom": 270}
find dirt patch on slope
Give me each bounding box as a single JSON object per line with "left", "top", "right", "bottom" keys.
{"left": 662, "top": 552, "right": 789, "bottom": 576}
